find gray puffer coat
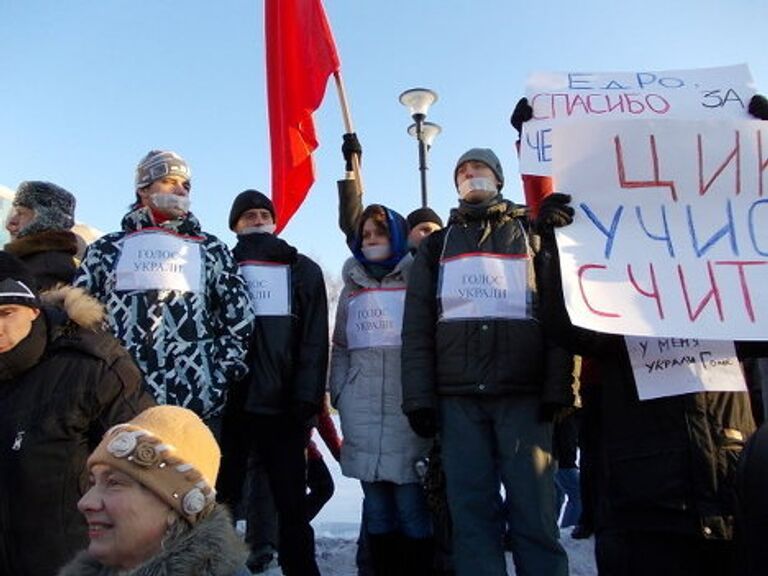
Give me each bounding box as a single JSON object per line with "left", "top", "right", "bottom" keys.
{"left": 329, "top": 255, "right": 430, "bottom": 484}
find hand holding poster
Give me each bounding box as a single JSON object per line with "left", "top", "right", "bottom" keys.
{"left": 552, "top": 118, "right": 768, "bottom": 340}
{"left": 521, "top": 64, "right": 756, "bottom": 175}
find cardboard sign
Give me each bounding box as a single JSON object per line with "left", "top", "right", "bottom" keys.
{"left": 625, "top": 336, "right": 747, "bottom": 400}
{"left": 521, "top": 64, "right": 755, "bottom": 175}
{"left": 552, "top": 118, "right": 768, "bottom": 340}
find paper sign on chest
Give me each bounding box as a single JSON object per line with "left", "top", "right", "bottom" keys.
{"left": 116, "top": 230, "right": 203, "bottom": 293}
{"left": 239, "top": 261, "right": 292, "bottom": 316}
{"left": 439, "top": 253, "right": 530, "bottom": 321}
{"left": 346, "top": 288, "right": 405, "bottom": 350}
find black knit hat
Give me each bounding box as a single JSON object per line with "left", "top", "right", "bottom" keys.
{"left": 406, "top": 207, "right": 443, "bottom": 230}
{"left": 0, "top": 252, "right": 40, "bottom": 308}
{"left": 228, "top": 190, "right": 275, "bottom": 231}
{"left": 14, "top": 181, "right": 76, "bottom": 238}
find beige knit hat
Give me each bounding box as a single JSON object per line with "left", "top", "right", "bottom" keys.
{"left": 87, "top": 406, "right": 220, "bottom": 524}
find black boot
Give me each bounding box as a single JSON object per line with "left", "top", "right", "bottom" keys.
{"left": 401, "top": 536, "right": 435, "bottom": 576}
{"left": 368, "top": 532, "right": 403, "bottom": 576}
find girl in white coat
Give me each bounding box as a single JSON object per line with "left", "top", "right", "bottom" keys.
{"left": 330, "top": 204, "right": 432, "bottom": 575}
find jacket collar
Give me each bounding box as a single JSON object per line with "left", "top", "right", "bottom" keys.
{"left": 121, "top": 206, "right": 202, "bottom": 236}
{"left": 4, "top": 230, "right": 79, "bottom": 258}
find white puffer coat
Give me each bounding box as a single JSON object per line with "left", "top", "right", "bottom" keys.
{"left": 329, "top": 255, "right": 430, "bottom": 484}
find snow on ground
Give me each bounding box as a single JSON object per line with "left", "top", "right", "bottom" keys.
{"left": 256, "top": 421, "right": 598, "bottom": 575}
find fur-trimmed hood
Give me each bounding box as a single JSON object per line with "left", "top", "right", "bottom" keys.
{"left": 41, "top": 285, "right": 105, "bottom": 331}
{"left": 57, "top": 505, "right": 249, "bottom": 576}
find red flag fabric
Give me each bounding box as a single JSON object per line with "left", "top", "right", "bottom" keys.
{"left": 266, "top": 0, "right": 341, "bottom": 233}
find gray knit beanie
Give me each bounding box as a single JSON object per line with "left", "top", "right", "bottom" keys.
{"left": 135, "top": 150, "right": 191, "bottom": 190}
{"left": 14, "top": 181, "right": 76, "bottom": 238}
{"left": 453, "top": 148, "right": 504, "bottom": 191}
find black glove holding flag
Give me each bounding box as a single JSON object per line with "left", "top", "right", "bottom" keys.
{"left": 510, "top": 97, "right": 534, "bottom": 136}
{"left": 342, "top": 132, "right": 362, "bottom": 171}
{"left": 749, "top": 94, "right": 768, "bottom": 120}
{"left": 407, "top": 407, "right": 438, "bottom": 439}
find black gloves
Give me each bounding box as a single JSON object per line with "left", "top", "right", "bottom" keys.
{"left": 342, "top": 132, "right": 362, "bottom": 171}
{"left": 534, "top": 193, "right": 575, "bottom": 234}
{"left": 510, "top": 97, "right": 533, "bottom": 136}
{"left": 407, "top": 407, "right": 438, "bottom": 439}
{"left": 289, "top": 401, "right": 318, "bottom": 425}
{"left": 749, "top": 94, "right": 768, "bottom": 121}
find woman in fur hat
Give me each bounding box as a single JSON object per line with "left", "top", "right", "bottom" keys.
{"left": 58, "top": 405, "right": 250, "bottom": 576}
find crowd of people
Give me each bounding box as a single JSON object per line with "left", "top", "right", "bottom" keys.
{"left": 0, "top": 94, "right": 767, "bottom": 576}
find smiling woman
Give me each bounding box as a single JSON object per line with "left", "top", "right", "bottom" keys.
{"left": 58, "top": 405, "right": 251, "bottom": 576}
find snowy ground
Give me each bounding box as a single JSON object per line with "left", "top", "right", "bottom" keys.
{"left": 262, "top": 421, "right": 598, "bottom": 575}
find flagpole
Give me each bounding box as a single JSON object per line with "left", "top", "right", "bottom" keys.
{"left": 333, "top": 70, "right": 364, "bottom": 193}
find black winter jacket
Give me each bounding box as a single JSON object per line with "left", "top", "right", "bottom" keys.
{"left": 401, "top": 198, "right": 575, "bottom": 413}
{"left": 0, "top": 287, "right": 153, "bottom": 576}
{"left": 535, "top": 234, "right": 761, "bottom": 540}
{"left": 231, "top": 233, "right": 329, "bottom": 414}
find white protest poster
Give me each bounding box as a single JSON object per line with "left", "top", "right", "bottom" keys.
{"left": 521, "top": 64, "right": 755, "bottom": 175}
{"left": 116, "top": 230, "right": 203, "bottom": 292}
{"left": 346, "top": 288, "right": 405, "bottom": 350}
{"left": 239, "top": 261, "right": 291, "bottom": 316}
{"left": 552, "top": 118, "right": 768, "bottom": 340}
{"left": 439, "top": 253, "right": 530, "bottom": 321}
{"left": 624, "top": 337, "right": 747, "bottom": 400}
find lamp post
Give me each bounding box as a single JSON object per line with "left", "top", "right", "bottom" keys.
{"left": 399, "top": 88, "right": 441, "bottom": 208}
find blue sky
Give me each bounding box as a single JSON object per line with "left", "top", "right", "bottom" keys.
{"left": 1, "top": 0, "right": 766, "bottom": 275}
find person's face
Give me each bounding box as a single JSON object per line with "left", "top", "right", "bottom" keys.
{"left": 361, "top": 217, "right": 390, "bottom": 248}
{"left": 455, "top": 160, "right": 500, "bottom": 203}
{"left": 78, "top": 464, "right": 172, "bottom": 570}
{"left": 137, "top": 176, "right": 191, "bottom": 217}
{"left": 407, "top": 221, "right": 441, "bottom": 248}
{"left": 0, "top": 304, "right": 40, "bottom": 353}
{"left": 234, "top": 208, "right": 274, "bottom": 234}
{"left": 5, "top": 205, "right": 35, "bottom": 239}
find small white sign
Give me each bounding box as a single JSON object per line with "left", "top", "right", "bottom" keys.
{"left": 239, "top": 261, "right": 291, "bottom": 316}
{"left": 439, "top": 253, "right": 529, "bottom": 321}
{"left": 625, "top": 336, "right": 747, "bottom": 400}
{"left": 346, "top": 288, "right": 405, "bottom": 350}
{"left": 116, "top": 230, "right": 202, "bottom": 293}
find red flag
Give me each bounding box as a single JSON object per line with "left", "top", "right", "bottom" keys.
{"left": 266, "top": 0, "right": 341, "bottom": 233}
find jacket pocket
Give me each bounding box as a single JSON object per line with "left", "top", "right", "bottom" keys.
{"left": 609, "top": 449, "right": 689, "bottom": 512}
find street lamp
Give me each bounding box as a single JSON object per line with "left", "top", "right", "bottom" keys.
{"left": 399, "top": 88, "right": 441, "bottom": 208}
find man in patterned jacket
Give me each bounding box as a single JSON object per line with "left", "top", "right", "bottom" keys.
{"left": 74, "top": 150, "right": 254, "bottom": 429}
